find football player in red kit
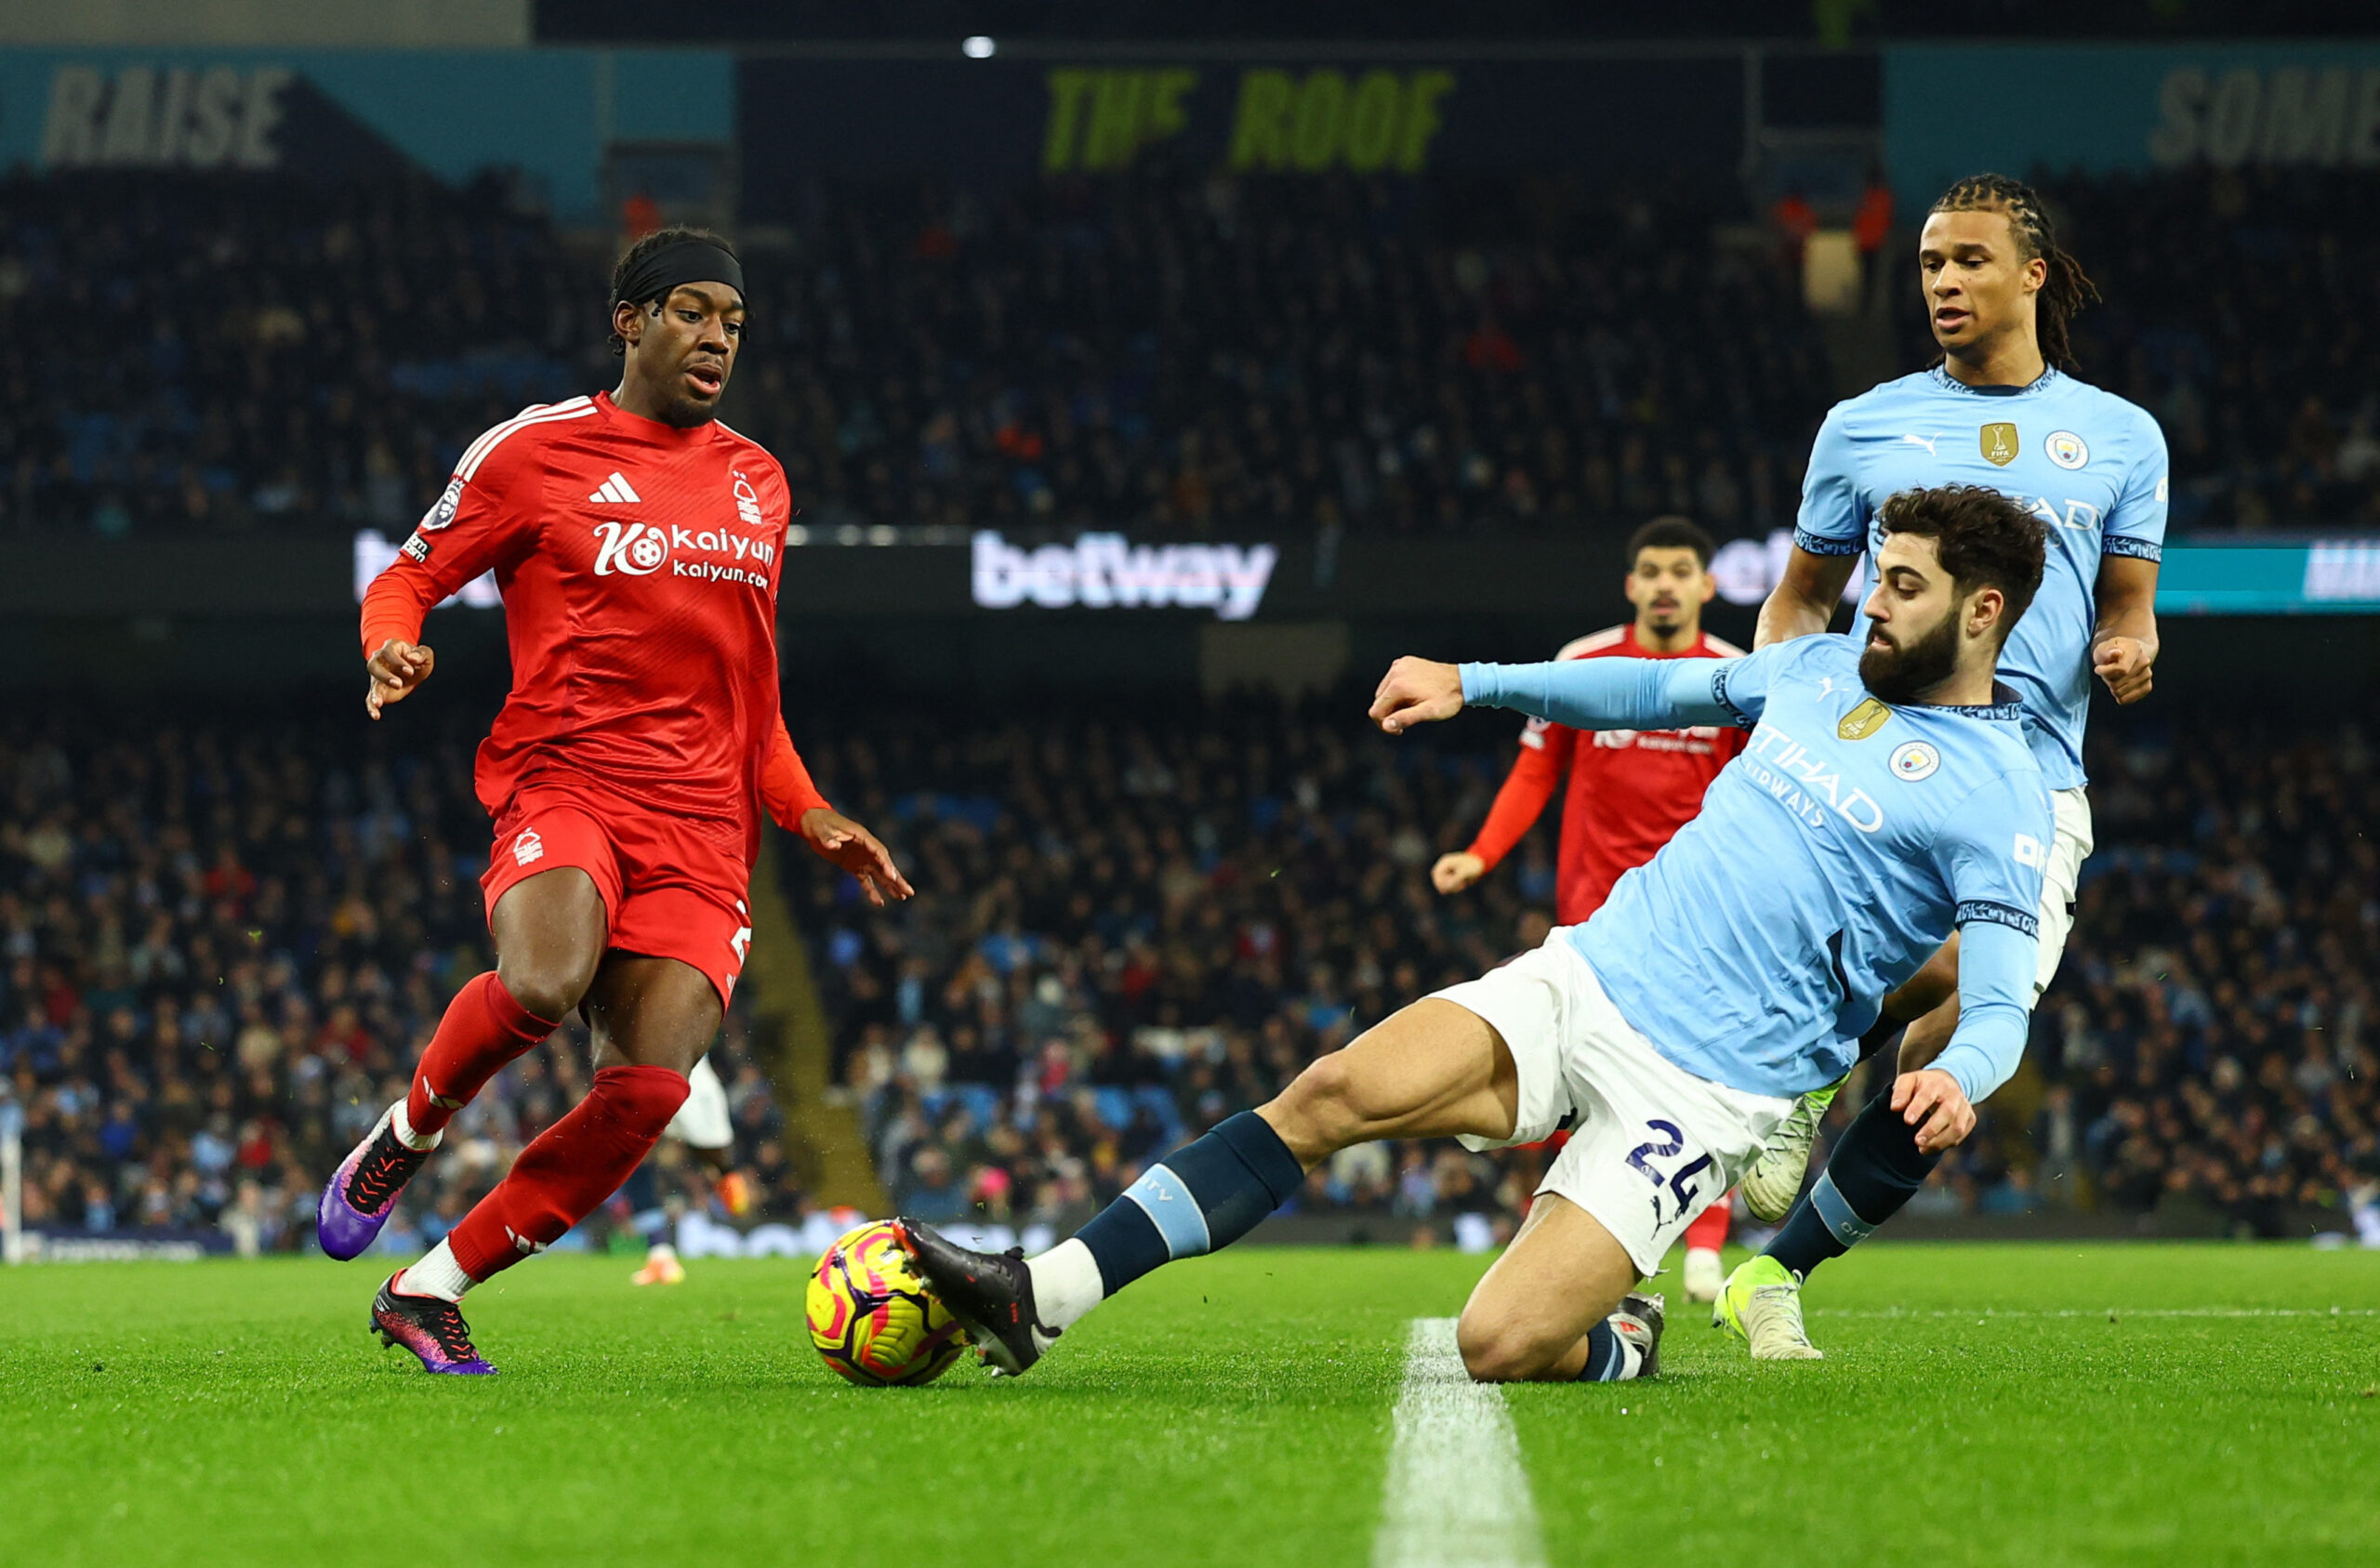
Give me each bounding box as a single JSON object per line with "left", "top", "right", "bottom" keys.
{"left": 1431, "top": 517, "right": 1747, "bottom": 1300}
{"left": 319, "top": 228, "right": 913, "bottom": 1374}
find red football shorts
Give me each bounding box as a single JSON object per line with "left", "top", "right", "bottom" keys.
{"left": 479, "top": 780, "right": 753, "bottom": 1008}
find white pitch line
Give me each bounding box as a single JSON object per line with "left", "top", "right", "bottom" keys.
{"left": 1810, "top": 1306, "right": 2380, "bottom": 1320}
{"left": 1373, "top": 1317, "right": 1546, "bottom": 1568}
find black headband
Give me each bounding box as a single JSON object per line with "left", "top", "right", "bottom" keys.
{"left": 615, "top": 238, "right": 745, "bottom": 313}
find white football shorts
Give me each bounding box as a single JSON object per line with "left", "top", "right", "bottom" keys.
{"left": 667, "top": 1054, "right": 734, "bottom": 1151}
{"left": 1429, "top": 937, "right": 1795, "bottom": 1276}
{"left": 2031, "top": 786, "right": 2094, "bottom": 1000}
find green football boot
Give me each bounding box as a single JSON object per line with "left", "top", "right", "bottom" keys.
{"left": 1712, "top": 1254, "right": 1824, "bottom": 1361}
{"left": 1739, "top": 1075, "right": 1845, "bottom": 1222}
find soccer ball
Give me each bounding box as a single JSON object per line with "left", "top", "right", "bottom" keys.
{"left": 806, "top": 1221, "right": 969, "bottom": 1386}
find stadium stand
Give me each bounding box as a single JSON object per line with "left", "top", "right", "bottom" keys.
{"left": 732, "top": 170, "right": 1829, "bottom": 539}
{"left": 7, "top": 165, "right": 2373, "bottom": 541}
{"left": 0, "top": 172, "right": 586, "bottom": 538}
{"left": 3, "top": 694, "right": 2373, "bottom": 1249}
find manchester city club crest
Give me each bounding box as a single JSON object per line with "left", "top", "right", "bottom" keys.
{"left": 2045, "top": 429, "right": 2089, "bottom": 469}
{"left": 1890, "top": 741, "right": 1941, "bottom": 782}
{"left": 1838, "top": 697, "right": 1892, "bottom": 741}
{"left": 1979, "top": 422, "right": 2019, "bottom": 467}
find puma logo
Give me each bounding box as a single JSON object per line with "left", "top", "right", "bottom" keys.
{"left": 1900, "top": 433, "right": 1940, "bottom": 455}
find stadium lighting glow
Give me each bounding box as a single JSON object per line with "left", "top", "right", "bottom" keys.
{"left": 962, "top": 35, "right": 996, "bottom": 59}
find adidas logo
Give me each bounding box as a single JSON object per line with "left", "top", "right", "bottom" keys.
{"left": 588, "top": 471, "right": 641, "bottom": 505}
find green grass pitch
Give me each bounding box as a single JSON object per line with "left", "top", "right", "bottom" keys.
{"left": 3, "top": 1242, "right": 2374, "bottom": 1568}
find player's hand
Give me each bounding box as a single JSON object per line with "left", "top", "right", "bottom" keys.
{"left": 364, "top": 639, "right": 434, "bottom": 719}
{"left": 2092, "top": 636, "right": 2153, "bottom": 705}
{"left": 1370, "top": 657, "right": 1465, "bottom": 734}
{"left": 799, "top": 808, "right": 915, "bottom": 907}
{"left": 1432, "top": 851, "right": 1486, "bottom": 894}
{"left": 1890, "top": 1068, "right": 1977, "bottom": 1155}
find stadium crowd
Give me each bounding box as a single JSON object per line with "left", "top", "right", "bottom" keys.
{"left": 0, "top": 707, "right": 797, "bottom": 1255}
{"left": 2022, "top": 712, "right": 2380, "bottom": 1235}
{"left": 2, "top": 692, "right": 2374, "bottom": 1251}
{"left": 795, "top": 692, "right": 2380, "bottom": 1244}
{"left": 0, "top": 171, "right": 587, "bottom": 539}
{"left": 5, "top": 163, "right": 2373, "bottom": 541}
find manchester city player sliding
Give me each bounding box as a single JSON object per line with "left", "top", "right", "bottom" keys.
{"left": 1723, "top": 174, "right": 2169, "bottom": 1360}
{"left": 896, "top": 485, "right": 2049, "bottom": 1386}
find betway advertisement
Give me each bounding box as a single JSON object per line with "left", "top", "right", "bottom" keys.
{"left": 1886, "top": 45, "right": 2380, "bottom": 207}
{"left": 971, "top": 531, "right": 1278, "bottom": 621}
{"left": 0, "top": 47, "right": 730, "bottom": 217}
{"left": 337, "top": 526, "right": 2379, "bottom": 622}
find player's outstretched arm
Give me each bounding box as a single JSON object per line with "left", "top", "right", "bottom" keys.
{"left": 1369, "top": 657, "right": 1467, "bottom": 732}
{"left": 2091, "top": 554, "right": 2160, "bottom": 705}
{"left": 797, "top": 808, "right": 915, "bottom": 908}
{"left": 1900, "top": 917, "right": 2036, "bottom": 1153}
{"left": 759, "top": 718, "right": 914, "bottom": 906}
{"left": 1374, "top": 652, "right": 1752, "bottom": 735}
{"left": 358, "top": 525, "right": 457, "bottom": 719}
{"left": 1755, "top": 547, "right": 1856, "bottom": 650}
{"left": 1431, "top": 851, "right": 1487, "bottom": 893}
{"left": 364, "top": 639, "right": 435, "bottom": 720}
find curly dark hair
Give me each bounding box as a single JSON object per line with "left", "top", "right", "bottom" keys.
{"left": 1929, "top": 173, "right": 2100, "bottom": 373}
{"left": 1876, "top": 483, "right": 2047, "bottom": 642}
{"left": 607, "top": 225, "right": 740, "bottom": 358}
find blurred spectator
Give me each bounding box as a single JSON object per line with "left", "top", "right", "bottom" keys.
{"left": 1771, "top": 188, "right": 1818, "bottom": 264}
{"left": 1852, "top": 168, "right": 1894, "bottom": 308}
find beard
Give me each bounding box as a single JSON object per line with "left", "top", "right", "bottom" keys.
{"left": 1858, "top": 611, "right": 1961, "bottom": 705}
{"left": 654, "top": 384, "right": 722, "bottom": 428}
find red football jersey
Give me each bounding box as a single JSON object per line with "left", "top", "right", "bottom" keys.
{"left": 1464, "top": 623, "right": 1747, "bottom": 926}
{"left": 370, "top": 393, "right": 793, "bottom": 842}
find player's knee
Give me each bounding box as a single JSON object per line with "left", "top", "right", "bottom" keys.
{"left": 1455, "top": 1314, "right": 1561, "bottom": 1384}
{"left": 593, "top": 1062, "right": 692, "bottom": 1137}
{"left": 495, "top": 953, "right": 597, "bottom": 1023}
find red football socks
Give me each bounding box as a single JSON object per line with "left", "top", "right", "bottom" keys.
{"left": 404, "top": 972, "right": 561, "bottom": 1139}
{"left": 1683, "top": 1191, "right": 1733, "bottom": 1255}
{"left": 445, "top": 1064, "right": 690, "bottom": 1282}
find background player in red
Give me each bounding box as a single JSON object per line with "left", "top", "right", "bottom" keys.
{"left": 316, "top": 228, "right": 912, "bottom": 1375}
{"left": 1430, "top": 516, "right": 1747, "bottom": 1300}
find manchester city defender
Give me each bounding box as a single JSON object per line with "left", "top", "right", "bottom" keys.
{"left": 894, "top": 485, "right": 2050, "bottom": 1385}
{"left": 1721, "top": 174, "right": 2166, "bottom": 1359}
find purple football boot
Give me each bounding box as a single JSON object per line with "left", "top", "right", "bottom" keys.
{"left": 371, "top": 1274, "right": 497, "bottom": 1376}
{"left": 317, "top": 1103, "right": 434, "bottom": 1260}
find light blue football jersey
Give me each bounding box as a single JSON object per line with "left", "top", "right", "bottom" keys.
{"left": 1796, "top": 367, "right": 2169, "bottom": 791}
{"left": 1462, "top": 634, "right": 2053, "bottom": 1100}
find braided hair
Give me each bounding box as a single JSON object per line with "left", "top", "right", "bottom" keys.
{"left": 1928, "top": 174, "right": 2100, "bottom": 372}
